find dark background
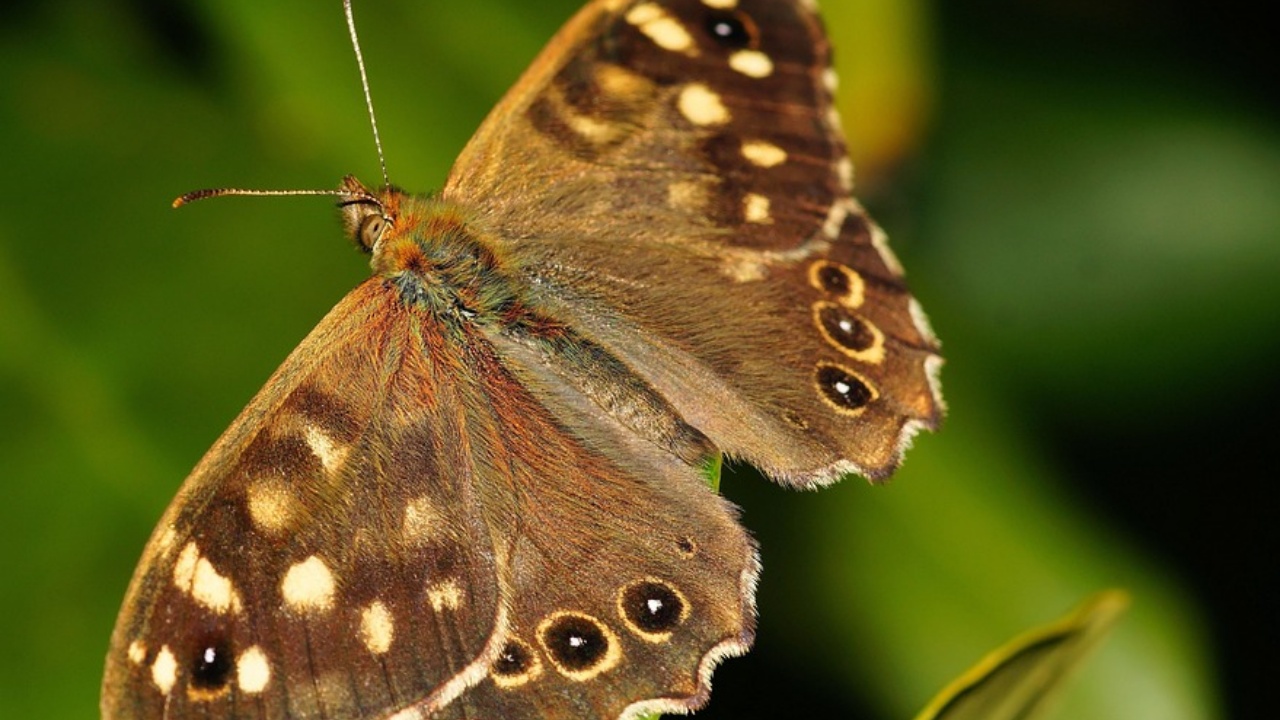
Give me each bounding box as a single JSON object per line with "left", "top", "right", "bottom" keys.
{"left": 2, "top": 0, "right": 1275, "bottom": 717}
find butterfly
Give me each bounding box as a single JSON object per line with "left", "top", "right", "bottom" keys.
{"left": 102, "top": 0, "right": 943, "bottom": 718}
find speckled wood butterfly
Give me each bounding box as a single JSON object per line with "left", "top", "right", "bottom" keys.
{"left": 102, "top": 0, "right": 943, "bottom": 718}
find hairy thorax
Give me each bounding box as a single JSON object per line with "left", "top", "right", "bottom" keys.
{"left": 363, "top": 191, "right": 520, "bottom": 323}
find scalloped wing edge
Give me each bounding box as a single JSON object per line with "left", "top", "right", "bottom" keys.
{"left": 784, "top": 352, "right": 945, "bottom": 489}
{"left": 619, "top": 550, "right": 762, "bottom": 720}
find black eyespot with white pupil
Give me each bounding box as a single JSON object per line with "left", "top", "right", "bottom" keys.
{"left": 704, "top": 11, "right": 755, "bottom": 49}
{"left": 542, "top": 615, "right": 610, "bottom": 671}
{"left": 190, "top": 639, "right": 233, "bottom": 690}
{"left": 816, "top": 264, "right": 851, "bottom": 295}
{"left": 493, "top": 640, "right": 534, "bottom": 677}
{"left": 816, "top": 363, "right": 875, "bottom": 411}
{"left": 621, "top": 580, "right": 685, "bottom": 634}
{"left": 818, "top": 304, "right": 878, "bottom": 353}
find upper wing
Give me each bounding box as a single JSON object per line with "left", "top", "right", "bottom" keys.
{"left": 443, "top": 0, "right": 942, "bottom": 485}
{"left": 102, "top": 278, "right": 756, "bottom": 720}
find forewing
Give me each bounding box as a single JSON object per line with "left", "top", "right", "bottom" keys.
{"left": 102, "top": 282, "right": 504, "bottom": 719}
{"left": 443, "top": 0, "right": 942, "bottom": 485}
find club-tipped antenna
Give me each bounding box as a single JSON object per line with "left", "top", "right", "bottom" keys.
{"left": 172, "top": 3, "right": 390, "bottom": 210}
{"left": 173, "top": 186, "right": 380, "bottom": 209}
{"left": 345, "top": 0, "right": 389, "bottom": 188}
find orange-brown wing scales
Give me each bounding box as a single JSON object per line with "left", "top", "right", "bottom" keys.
{"left": 105, "top": 280, "right": 757, "bottom": 720}
{"left": 103, "top": 283, "right": 502, "bottom": 720}
{"left": 435, "top": 331, "right": 757, "bottom": 720}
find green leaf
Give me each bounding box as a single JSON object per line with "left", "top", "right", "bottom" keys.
{"left": 914, "top": 591, "right": 1129, "bottom": 720}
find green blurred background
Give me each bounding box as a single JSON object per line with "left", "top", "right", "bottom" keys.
{"left": 2, "top": 0, "right": 1275, "bottom": 718}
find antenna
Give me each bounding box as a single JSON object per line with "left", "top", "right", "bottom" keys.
{"left": 173, "top": 3, "right": 391, "bottom": 210}
{"left": 345, "top": 0, "right": 389, "bottom": 188}
{"left": 172, "top": 187, "right": 379, "bottom": 209}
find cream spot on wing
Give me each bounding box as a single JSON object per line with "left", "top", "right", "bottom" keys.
{"left": 823, "top": 67, "right": 840, "bottom": 93}
{"left": 744, "top": 193, "right": 772, "bottom": 224}
{"left": 594, "top": 63, "right": 651, "bottom": 100}
{"left": 172, "top": 542, "right": 242, "bottom": 613}
{"left": 837, "top": 156, "right": 854, "bottom": 191}
{"left": 567, "top": 112, "right": 624, "bottom": 144}
{"left": 173, "top": 542, "right": 198, "bottom": 592}
{"left": 127, "top": 640, "right": 146, "bottom": 665}
{"left": 742, "top": 140, "right": 788, "bottom": 168}
{"left": 151, "top": 646, "right": 177, "bottom": 695}
{"left": 282, "top": 555, "right": 336, "bottom": 613}
{"left": 247, "top": 480, "right": 295, "bottom": 533}
{"left": 403, "top": 496, "right": 438, "bottom": 545}
{"left": 701, "top": 0, "right": 738, "bottom": 8}
{"left": 427, "top": 579, "right": 464, "bottom": 612}
{"left": 192, "top": 556, "right": 242, "bottom": 614}
{"left": 822, "top": 198, "right": 852, "bottom": 239}
{"left": 360, "top": 601, "right": 395, "bottom": 655}
{"left": 729, "top": 50, "right": 774, "bottom": 78}
{"left": 236, "top": 646, "right": 271, "bottom": 694}
{"left": 304, "top": 424, "right": 348, "bottom": 473}
{"left": 626, "top": 3, "right": 697, "bottom": 55}
{"left": 678, "top": 84, "right": 730, "bottom": 126}
{"left": 827, "top": 105, "right": 845, "bottom": 133}
{"left": 667, "top": 180, "right": 707, "bottom": 212}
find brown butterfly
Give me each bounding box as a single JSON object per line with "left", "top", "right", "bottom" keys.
{"left": 101, "top": 0, "right": 943, "bottom": 718}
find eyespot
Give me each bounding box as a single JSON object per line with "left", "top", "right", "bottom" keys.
{"left": 192, "top": 644, "right": 232, "bottom": 688}
{"left": 814, "top": 302, "right": 886, "bottom": 364}
{"left": 816, "top": 264, "right": 848, "bottom": 293}
{"left": 815, "top": 362, "right": 878, "bottom": 415}
{"left": 618, "top": 578, "right": 689, "bottom": 642}
{"left": 809, "top": 260, "right": 866, "bottom": 308}
{"left": 189, "top": 635, "right": 234, "bottom": 696}
{"left": 816, "top": 303, "right": 876, "bottom": 352}
{"left": 537, "top": 611, "right": 621, "bottom": 681}
{"left": 491, "top": 636, "right": 543, "bottom": 688}
{"left": 493, "top": 639, "right": 534, "bottom": 676}
{"left": 704, "top": 11, "right": 756, "bottom": 49}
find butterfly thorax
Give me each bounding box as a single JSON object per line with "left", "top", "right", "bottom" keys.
{"left": 354, "top": 187, "right": 520, "bottom": 323}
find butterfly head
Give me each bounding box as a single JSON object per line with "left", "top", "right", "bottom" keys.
{"left": 338, "top": 175, "right": 395, "bottom": 253}
{"left": 338, "top": 175, "right": 517, "bottom": 320}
